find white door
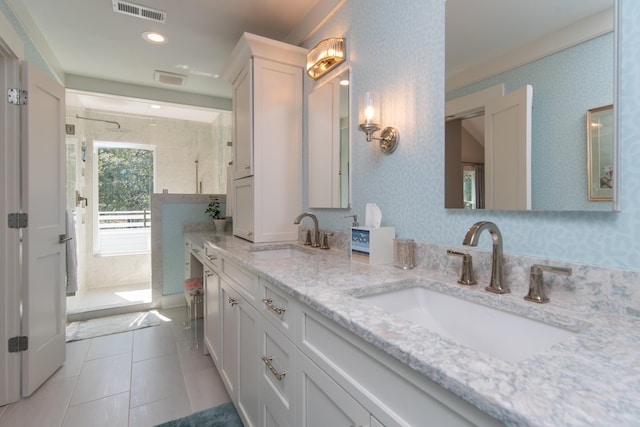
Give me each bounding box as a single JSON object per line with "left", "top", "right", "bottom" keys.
{"left": 484, "top": 85, "right": 532, "bottom": 210}
{"left": 0, "top": 36, "right": 22, "bottom": 407}
{"left": 21, "top": 62, "right": 66, "bottom": 396}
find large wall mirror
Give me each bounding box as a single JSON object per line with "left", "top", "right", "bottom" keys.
{"left": 308, "top": 68, "right": 350, "bottom": 208}
{"left": 444, "top": 0, "right": 618, "bottom": 211}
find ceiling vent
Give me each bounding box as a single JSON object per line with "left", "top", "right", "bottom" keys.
{"left": 154, "top": 70, "right": 187, "bottom": 86}
{"left": 112, "top": 1, "right": 166, "bottom": 23}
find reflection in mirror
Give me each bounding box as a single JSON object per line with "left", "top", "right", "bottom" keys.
{"left": 444, "top": 0, "right": 617, "bottom": 211}
{"left": 308, "top": 69, "right": 350, "bottom": 208}
{"left": 587, "top": 104, "right": 614, "bottom": 200}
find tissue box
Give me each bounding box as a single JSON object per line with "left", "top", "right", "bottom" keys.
{"left": 351, "top": 227, "right": 395, "bottom": 265}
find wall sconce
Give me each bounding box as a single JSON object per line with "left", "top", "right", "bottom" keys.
{"left": 306, "top": 38, "right": 346, "bottom": 79}
{"left": 358, "top": 92, "right": 399, "bottom": 153}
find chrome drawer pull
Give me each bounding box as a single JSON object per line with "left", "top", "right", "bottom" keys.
{"left": 193, "top": 248, "right": 200, "bottom": 253}
{"left": 228, "top": 297, "right": 239, "bottom": 307}
{"left": 205, "top": 270, "right": 214, "bottom": 278}
{"left": 261, "top": 356, "right": 286, "bottom": 381}
{"left": 206, "top": 254, "right": 217, "bottom": 260}
{"left": 262, "top": 298, "right": 286, "bottom": 316}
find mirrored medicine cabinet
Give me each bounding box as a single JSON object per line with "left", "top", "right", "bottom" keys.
{"left": 307, "top": 68, "right": 351, "bottom": 209}
{"left": 444, "top": 0, "right": 618, "bottom": 211}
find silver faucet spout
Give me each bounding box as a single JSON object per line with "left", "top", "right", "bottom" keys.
{"left": 294, "top": 212, "right": 320, "bottom": 248}
{"left": 462, "top": 221, "right": 509, "bottom": 294}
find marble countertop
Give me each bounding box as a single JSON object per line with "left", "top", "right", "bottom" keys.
{"left": 186, "top": 232, "right": 640, "bottom": 426}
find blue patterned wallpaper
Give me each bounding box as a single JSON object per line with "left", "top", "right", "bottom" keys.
{"left": 304, "top": 0, "right": 640, "bottom": 271}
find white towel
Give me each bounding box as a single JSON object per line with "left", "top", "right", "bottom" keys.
{"left": 66, "top": 209, "right": 78, "bottom": 295}
{"left": 226, "top": 164, "right": 234, "bottom": 217}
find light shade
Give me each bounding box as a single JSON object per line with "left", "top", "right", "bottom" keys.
{"left": 357, "top": 91, "right": 399, "bottom": 154}
{"left": 358, "top": 92, "right": 380, "bottom": 128}
{"left": 306, "top": 38, "right": 345, "bottom": 79}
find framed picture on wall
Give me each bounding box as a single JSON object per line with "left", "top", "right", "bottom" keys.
{"left": 587, "top": 104, "right": 614, "bottom": 201}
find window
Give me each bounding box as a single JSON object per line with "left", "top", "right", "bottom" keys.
{"left": 94, "top": 142, "right": 156, "bottom": 255}
{"left": 463, "top": 167, "right": 476, "bottom": 210}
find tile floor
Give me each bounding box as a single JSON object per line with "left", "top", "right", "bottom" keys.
{"left": 0, "top": 307, "right": 230, "bottom": 427}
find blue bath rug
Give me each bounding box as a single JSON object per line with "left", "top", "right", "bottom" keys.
{"left": 155, "top": 401, "right": 243, "bottom": 427}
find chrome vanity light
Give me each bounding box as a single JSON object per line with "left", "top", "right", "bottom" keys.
{"left": 358, "top": 92, "right": 399, "bottom": 153}
{"left": 306, "top": 38, "right": 346, "bottom": 79}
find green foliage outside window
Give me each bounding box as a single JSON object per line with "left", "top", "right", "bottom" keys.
{"left": 98, "top": 147, "right": 153, "bottom": 211}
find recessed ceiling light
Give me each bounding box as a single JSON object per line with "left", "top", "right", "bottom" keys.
{"left": 142, "top": 32, "right": 167, "bottom": 44}
{"left": 150, "top": 104, "right": 161, "bottom": 109}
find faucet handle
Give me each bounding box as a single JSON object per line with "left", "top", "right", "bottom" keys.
{"left": 525, "top": 264, "right": 572, "bottom": 303}
{"left": 320, "top": 232, "right": 334, "bottom": 250}
{"left": 447, "top": 250, "right": 476, "bottom": 285}
{"left": 344, "top": 214, "right": 359, "bottom": 227}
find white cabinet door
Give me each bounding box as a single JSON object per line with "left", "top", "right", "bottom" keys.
{"left": 204, "top": 268, "right": 221, "bottom": 365}
{"left": 220, "top": 278, "right": 239, "bottom": 398}
{"left": 233, "top": 176, "right": 254, "bottom": 241}
{"left": 221, "top": 276, "right": 260, "bottom": 427}
{"left": 234, "top": 61, "right": 253, "bottom": 179}
{"left": 484, "top": 85, "right": 532, "bottom": 210}
{"left": 237, "top": 290, "right": 260, "bottom": 427}
{"left": 296, "top": 352, "right": 369, "bottom": 427}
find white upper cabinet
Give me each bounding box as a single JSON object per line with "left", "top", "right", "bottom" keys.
{"left": 222, "top": 33, "right": 307, "bottom": 242}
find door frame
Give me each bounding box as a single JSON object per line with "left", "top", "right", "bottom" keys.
{"left": 0, "top": 14, "right": 25, "bottom": 406}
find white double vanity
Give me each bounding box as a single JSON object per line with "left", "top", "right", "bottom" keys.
{"left": 184, "top": 230, "right": 640, "bottom": 427}
{"left": 186, "top": 233, "right": 504, "bottom": 427}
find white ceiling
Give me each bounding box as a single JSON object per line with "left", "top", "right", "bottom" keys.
{"left": 446, "top": 0, "right": 614, "bottom": 80}
{"left": 10, "top": 0, "right": 341, "bottom": 120}
{"left": 66, "top": 90, "right": 222, "bottom": 123}
{"left": 13, "top": 0, "right": 333, "bottom": 98}
{"left": 9, "top": 0, "right": 614, "bottom": 121}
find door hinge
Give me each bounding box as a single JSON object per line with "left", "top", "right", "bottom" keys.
{"left": 7, "top": 89, "right": 28, "bottom": 105}
{"left": 8, "top": 213, "right": 28, "bottom": 229}
{"left": 8, "top": 336, "right": 28, "bottom": 353}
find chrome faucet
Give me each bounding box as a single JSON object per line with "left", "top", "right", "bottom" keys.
{"left": 293, "top": 212, "right": 320, "bottom": 248}
{"left": 462, "top": 221, "right": 509, "bottom": 294}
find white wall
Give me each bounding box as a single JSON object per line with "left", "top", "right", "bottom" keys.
{"left": 66, "top": 109, "right": 231, "bottom": 290}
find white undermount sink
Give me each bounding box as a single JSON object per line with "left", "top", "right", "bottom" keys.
{"left": 250, "top": 245, "right": 312, "bottom": 260}
{"left": 359, "top": 287, "right": 577, "bottom": 363}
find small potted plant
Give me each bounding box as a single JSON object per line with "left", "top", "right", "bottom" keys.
{"left": 205, "top": 198, "right": 226, "bottom": 234}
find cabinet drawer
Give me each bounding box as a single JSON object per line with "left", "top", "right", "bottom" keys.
{"left": 186, "top": 238, "right": 204, "bottom": 262}
{"left": 223, "top": 257, "right": 259, "bottom": 303}
{"left": 299, "top": 310, "right": 502, "bottom": 427}
{"left": 260, "top": 280, "right": 297, "bottom": 340}
{"left": 203, "top": 243, "right": 221, "bottom": 270}
{"left": 260, "top": 320, "right": 296, "bottom": 427}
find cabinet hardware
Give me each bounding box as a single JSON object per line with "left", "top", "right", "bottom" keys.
{"left": 193, "top": 248, "right": 200, "bottom": 253}
{"left": 261, "top": 298, "right": 286, "bottom": 316}
{"left": 205, "top": 271, "right": 214, "bottom": 277}
{"left": 244, "top": 164, "right": 251, "bottom": 171}
{"left": 261, "top": 355, "right": 286, "bottom": 381}
{"left": 206, "top": 254, "right": 217, "bottom": 260}
{"left": 228, "top": 297, "right": 239, "bottom": 307}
